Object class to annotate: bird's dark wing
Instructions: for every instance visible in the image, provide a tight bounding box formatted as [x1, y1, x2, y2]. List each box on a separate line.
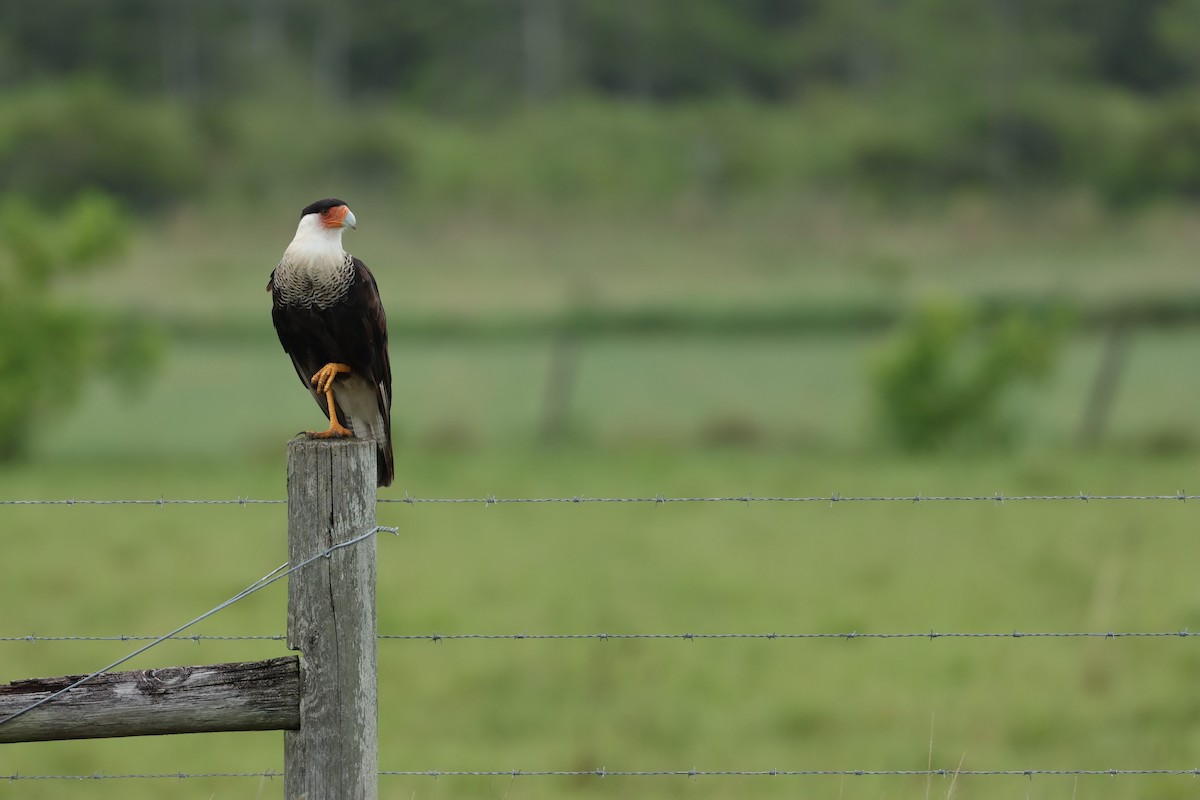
[349, 256, 391, 402]
[345, 257, 393, 486]
[268, 259, 393, 486]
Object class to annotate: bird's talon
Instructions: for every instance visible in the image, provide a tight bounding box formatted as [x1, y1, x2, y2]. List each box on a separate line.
[306, 425, 353, 439]
[309, 362, 351, 395]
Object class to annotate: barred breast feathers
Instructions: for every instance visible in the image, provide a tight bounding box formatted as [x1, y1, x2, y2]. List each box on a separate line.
[273, 251, 356, 309]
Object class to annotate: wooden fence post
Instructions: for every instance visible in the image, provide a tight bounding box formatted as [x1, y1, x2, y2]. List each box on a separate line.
[1078, 324, 1131, 447]
[284, 438, 378, 800]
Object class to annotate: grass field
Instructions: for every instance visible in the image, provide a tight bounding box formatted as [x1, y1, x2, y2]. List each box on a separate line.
[3, 203, 1200, 798]
[4, 449, 1200, 799]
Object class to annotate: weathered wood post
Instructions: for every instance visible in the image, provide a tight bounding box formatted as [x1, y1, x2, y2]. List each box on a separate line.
[285, 438, 378, 800]
[1078, 324, 1131, 447]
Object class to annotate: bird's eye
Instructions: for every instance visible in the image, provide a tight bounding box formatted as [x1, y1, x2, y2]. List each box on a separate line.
[319, 209, 328, 216]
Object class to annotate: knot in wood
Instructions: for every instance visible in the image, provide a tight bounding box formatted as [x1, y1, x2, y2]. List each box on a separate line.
[136, 666, 192, 695]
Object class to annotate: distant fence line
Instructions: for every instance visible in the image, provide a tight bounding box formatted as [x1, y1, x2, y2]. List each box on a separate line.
[153, 295, 1186, 446]
[163, 293, 1200, 344]
[2, 491, 1197, 506]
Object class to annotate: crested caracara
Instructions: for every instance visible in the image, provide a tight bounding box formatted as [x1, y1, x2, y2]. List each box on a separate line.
[268, 198, 394, 487]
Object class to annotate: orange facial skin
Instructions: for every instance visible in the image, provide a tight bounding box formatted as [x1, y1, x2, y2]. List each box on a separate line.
[319, 205, 351, 228]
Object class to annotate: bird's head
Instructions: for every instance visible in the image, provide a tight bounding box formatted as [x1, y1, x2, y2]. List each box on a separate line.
[300, 198, 356, 232]
[284, 198, 358, 264]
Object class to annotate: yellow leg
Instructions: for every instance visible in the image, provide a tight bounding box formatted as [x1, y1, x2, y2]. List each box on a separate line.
[307, 363, 354, 439]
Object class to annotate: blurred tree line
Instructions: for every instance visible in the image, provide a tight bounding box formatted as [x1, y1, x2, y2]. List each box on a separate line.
[1, 0, 1199, 212]
[4, 0, 1199, 102]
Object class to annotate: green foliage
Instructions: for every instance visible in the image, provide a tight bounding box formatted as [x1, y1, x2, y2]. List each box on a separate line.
[0, 192, 162, 460]
[185, 88, 1200, 212]
[4, 81, 1200, 213]
[0, 82, 205, 210]
[1100, 93, 1200, 204]
[871, 301, 1068, 452]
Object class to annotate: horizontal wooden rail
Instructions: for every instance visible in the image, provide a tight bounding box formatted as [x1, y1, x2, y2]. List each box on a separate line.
[0, 657, 299, 743]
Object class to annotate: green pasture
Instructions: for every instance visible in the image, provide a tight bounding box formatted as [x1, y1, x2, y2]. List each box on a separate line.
[3, 204, 1200, 799]
[3, 448, 1200, 800]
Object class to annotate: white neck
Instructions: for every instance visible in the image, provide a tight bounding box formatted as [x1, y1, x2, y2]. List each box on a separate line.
[283, 214, 346, 268]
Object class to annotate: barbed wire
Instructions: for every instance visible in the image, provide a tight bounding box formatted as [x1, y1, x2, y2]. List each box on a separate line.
[0, 498, 284, 506]
[0, 634, 288, 642]
[3, 768, 1200, 781]
[1, 491, 1196, 507]
[1, 771, 283, 781]
[381, 768, 1200, 778]
[0, 524, 397, 729]
[381, 630, 1200, 641]
[386, 491, 1199, 505]
[4, 629, 1200, 644]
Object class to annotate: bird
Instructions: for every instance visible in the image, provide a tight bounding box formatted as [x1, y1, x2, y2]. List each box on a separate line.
[267, 198, 394, 487]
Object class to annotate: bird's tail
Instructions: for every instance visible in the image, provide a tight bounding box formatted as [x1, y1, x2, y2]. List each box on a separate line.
[377, 438, 394, 488]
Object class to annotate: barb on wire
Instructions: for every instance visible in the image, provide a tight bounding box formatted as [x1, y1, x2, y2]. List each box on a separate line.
[1, 492, 1197, 506]
[4, 629, 1198, 644]
[0, 525, 397, 729]
[4, 768, 1199, 781]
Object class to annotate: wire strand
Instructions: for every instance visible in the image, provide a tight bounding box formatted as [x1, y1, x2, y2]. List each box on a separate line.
[4, 768, 1199, 781]
[0, 491, 1195, 506]
[376, 630, 1200, 641]
[4, 629, 1198, 643]
[379, 768, 1200, 778]
[0, 498, 284, 506]
[386, 492, 1198, 504]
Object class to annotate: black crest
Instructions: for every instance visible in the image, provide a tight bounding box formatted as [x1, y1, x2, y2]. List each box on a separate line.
[300, 198, 349, 218]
